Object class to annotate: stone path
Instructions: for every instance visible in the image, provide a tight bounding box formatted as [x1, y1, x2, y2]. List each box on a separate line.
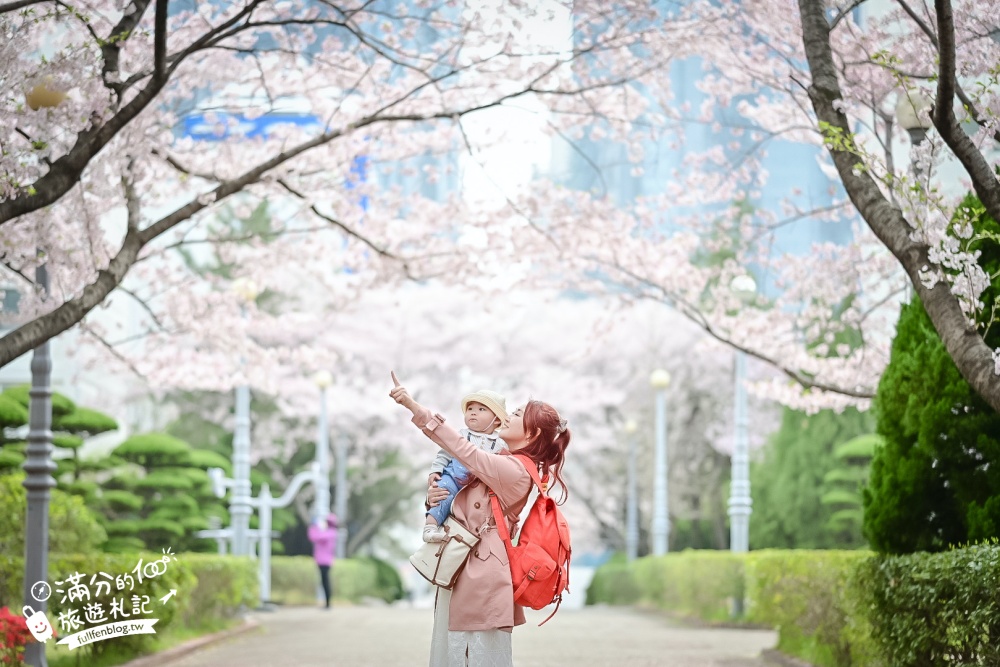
[164, 603, 777, 666]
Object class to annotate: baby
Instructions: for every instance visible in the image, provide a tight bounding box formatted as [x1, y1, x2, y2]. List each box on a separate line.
[422, 389, 508, 542]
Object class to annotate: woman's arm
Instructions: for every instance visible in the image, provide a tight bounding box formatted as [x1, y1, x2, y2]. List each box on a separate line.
[409, 409, 531, 506]
[390, 373, 530, 507]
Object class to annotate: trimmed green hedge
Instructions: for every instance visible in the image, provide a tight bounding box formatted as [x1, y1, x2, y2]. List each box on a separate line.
[855, 541, 1000, 665]
[0, 553, 256, 664]
[587, 545, 1000, 667]
[586, 551, 743, 622]
[746, 550, 877, 666]
[269, 556, 404, 605]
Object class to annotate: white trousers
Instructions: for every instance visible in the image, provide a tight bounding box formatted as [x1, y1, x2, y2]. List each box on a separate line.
[429, 587, 513, 667]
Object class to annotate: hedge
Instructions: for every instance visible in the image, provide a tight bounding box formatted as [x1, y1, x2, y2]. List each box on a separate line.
[586, 544, 1000, 667]
[745, 550, 877, 666]
[0, 553, 256, 664]
[269, 556, 404, 605]
[855, 541, 1000, 665]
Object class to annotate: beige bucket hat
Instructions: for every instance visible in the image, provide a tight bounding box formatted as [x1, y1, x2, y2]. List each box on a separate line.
[461, 389, 508, 423]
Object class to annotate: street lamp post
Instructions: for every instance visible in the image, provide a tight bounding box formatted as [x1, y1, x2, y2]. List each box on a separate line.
[230, 278, 259, 557]
[728, 275, 756, 554]
[205, 464, 319, 606]
[334, 432, 349, 559]
[313, 371, 333, 520]
[22, 259, 54, 667]
[624, 418, 639, 562]
[895, 90, 933, 182]
[649, 369, 671, 556]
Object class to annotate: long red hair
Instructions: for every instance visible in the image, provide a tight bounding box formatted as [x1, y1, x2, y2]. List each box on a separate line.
[516, 400, 571, 504]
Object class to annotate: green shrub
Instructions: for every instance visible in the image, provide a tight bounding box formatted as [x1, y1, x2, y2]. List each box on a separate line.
[359, 556, 405, 602]
[584, 554, 641, 606]
[855, 541, 1000, 665]
[0, 473, 107, 555]
[177, 554, 258, 630]
[269, 556, 388, 605]
[269, 556, 318, 605]
[745, 550, 878, 667]
[586, 551, 743, 621]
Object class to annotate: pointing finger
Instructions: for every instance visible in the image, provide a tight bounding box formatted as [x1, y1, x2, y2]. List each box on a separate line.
[390, 370, 401, 387]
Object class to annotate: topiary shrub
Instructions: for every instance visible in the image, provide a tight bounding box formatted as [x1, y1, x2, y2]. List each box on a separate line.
[0, 473, 106, 555]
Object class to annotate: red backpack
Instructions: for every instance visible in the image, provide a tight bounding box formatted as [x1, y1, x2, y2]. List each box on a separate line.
[489, 454, 571, 625]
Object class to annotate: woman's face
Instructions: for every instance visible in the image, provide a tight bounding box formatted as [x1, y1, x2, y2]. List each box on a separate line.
[498, 405, 528, 450]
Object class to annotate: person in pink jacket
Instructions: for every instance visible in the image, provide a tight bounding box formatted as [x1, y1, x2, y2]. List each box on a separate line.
[307, 513, 338, 609]
[389, 371, 571, 667]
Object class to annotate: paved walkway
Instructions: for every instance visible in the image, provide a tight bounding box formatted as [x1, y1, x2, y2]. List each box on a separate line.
[166, 604, 777, 667]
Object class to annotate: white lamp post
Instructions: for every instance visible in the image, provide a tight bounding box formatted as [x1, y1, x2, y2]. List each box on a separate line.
[624, 418, 639, 562]
[728, 275, 756, 554]
[230, 278, 259, 557]
[895, 90, 934, 179]
[649, 369, 671, 556]
[204, 463, 320, 606]
[313, 370, 333, 521]
[333, 431, 349, 559]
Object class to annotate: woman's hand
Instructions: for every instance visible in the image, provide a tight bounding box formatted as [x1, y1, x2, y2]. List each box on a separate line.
[389, 371, 420, 414]
[427, 478, 449, 507]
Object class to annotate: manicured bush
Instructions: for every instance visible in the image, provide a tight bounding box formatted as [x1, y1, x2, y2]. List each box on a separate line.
[0, 473, 107, 555]
[176, 554, 258, 630]
[585, 551, 744, 620]
[584, 554, 640, 606]
[587, 547, 1000, 666]
[745, 550, 878, 667]
[269, 556, 398, 605]
[359, 556, 405, 603]
[854, 541, 1000, 665]
[635, 551, 744, 621]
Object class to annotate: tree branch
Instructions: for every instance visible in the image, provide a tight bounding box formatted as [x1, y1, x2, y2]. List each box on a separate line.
[100, 0, 153, 95]
[153, 0, 168, 81]
[0, 0, 48, 13]
[829, 0, 869, 30]
[275, 178, 400, 261]
[895, 0, 1000, 142]
[931, 0, 1000, 223]
[797, 0, 1000, 411]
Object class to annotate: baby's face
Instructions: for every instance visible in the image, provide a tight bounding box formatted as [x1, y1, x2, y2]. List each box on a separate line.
[465, 402, 499, 433]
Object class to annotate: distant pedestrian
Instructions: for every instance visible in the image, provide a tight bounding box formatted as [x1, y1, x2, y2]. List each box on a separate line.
[308, 513, 338, 609]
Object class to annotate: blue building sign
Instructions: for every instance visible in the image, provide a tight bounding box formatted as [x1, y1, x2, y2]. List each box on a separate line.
[181, 112, 321, 141]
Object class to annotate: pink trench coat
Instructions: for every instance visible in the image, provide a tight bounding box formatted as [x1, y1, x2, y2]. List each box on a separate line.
[411, 408, 532, 632]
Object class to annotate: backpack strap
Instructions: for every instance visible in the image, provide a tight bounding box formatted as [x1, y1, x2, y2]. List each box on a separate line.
[489, 491, 514, 546]
[511, 454, 549, 497]
[488, 454, 544, 547]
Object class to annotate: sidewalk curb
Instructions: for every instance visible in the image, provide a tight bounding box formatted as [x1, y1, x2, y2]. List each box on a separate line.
[118, 617, 260, 667]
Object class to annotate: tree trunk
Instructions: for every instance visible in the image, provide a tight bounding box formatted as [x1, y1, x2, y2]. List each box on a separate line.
[796, 0, 1000, 412]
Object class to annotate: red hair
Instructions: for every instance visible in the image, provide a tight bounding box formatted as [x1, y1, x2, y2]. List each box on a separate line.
[517, 400, 571, 504]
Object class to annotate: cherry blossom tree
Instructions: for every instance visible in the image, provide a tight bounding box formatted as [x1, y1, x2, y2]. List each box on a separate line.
[0, 0, 670, 366]
[6, 0, 999, 420]
[87, 272, 777, 554]
[500, 0, 1000, 412]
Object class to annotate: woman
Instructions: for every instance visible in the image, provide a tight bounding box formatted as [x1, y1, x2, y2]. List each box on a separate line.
[389, 371, 570, 667]
[307, 513, 337, 609]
